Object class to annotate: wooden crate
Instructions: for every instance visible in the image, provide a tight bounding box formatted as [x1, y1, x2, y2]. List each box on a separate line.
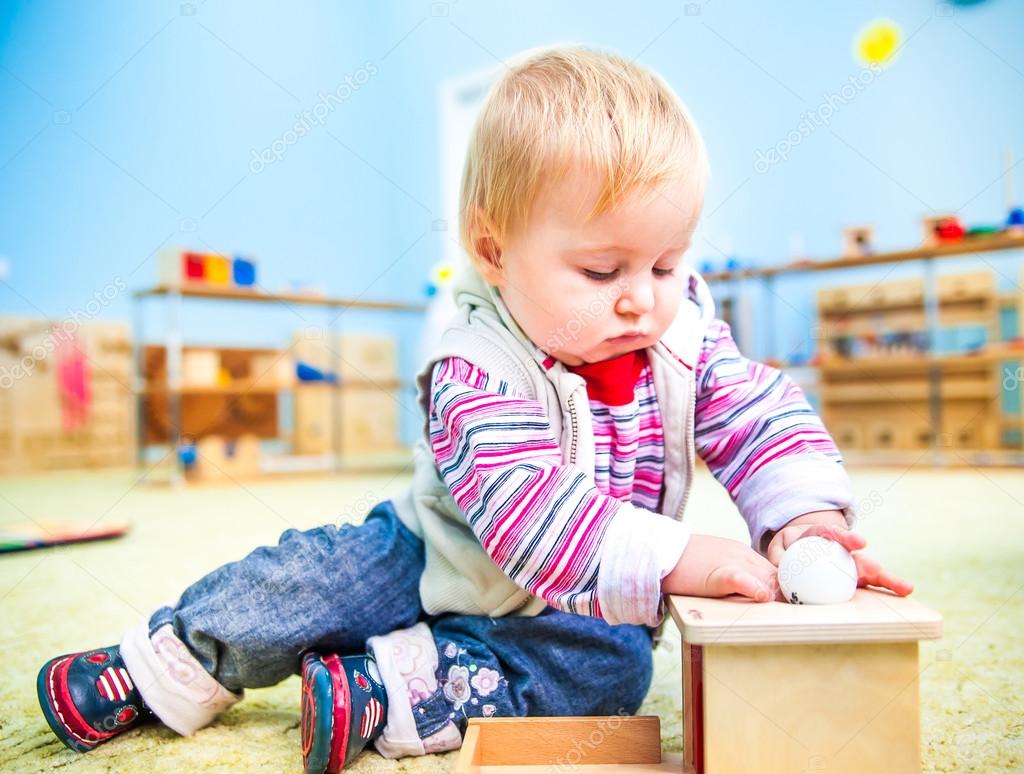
[292, 384, 399, 456]
[184, 434, 261, 483]
[141, 392, 278, 445]
[669, 591, 942, 774]
[0, 317, 135, 474]
[290, 331, 398, 383]
[454, 716, 682, 773]
[937, 270, 994, 303]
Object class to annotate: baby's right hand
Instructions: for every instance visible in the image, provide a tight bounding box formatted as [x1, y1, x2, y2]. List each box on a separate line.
[661, 534, 782, 602]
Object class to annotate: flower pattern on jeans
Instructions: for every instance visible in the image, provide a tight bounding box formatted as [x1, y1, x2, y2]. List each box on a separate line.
[470, 667, 501, 697]
[442, 665, 472, 710]
[436, 641, 509, 722]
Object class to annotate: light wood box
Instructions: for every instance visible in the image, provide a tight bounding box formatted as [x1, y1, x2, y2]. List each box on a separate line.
[669, 590, 942, 774]
[292, 384, 399, 456]
[454, 716, 683, 773]
[290, 331, 398, 382]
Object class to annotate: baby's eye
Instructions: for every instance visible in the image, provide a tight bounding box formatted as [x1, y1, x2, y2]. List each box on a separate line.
[583, 268, 619, 281]
[653, 267, 676, 277]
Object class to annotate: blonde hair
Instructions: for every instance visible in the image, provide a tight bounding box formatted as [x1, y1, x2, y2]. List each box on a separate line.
[459, 45, 709, 267]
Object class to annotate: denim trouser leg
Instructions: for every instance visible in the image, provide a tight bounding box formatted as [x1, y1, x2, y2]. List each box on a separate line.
[424, 609, 654, 731]
[146, 500, 424, 692]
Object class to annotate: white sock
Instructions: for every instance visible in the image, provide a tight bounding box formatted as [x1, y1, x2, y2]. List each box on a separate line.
[367, 622, 462, 758]
[120, 621, 242, 736]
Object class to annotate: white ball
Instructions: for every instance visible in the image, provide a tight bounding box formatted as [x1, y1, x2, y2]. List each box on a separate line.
[777, 536, 857, 605]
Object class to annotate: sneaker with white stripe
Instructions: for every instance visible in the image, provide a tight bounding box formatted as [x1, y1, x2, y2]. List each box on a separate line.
[37, 645, 152, 752]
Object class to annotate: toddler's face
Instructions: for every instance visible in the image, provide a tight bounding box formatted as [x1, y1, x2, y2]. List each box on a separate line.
[481, 170, 701, 366]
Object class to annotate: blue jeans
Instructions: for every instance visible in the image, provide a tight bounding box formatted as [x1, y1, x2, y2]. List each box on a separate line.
[148, 500, 653, 741]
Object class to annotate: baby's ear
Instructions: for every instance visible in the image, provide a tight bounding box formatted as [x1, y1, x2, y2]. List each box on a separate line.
[467, 206, 504, 285]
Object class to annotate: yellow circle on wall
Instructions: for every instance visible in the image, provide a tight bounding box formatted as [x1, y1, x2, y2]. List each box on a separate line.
[854, 18, 903, 67]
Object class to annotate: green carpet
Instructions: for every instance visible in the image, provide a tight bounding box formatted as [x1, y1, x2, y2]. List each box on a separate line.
[1, 463, 1021, 772]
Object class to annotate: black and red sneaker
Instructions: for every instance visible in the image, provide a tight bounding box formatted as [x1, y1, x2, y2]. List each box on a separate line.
[37, 645, 152, 752]
[301, 652, 388, 774]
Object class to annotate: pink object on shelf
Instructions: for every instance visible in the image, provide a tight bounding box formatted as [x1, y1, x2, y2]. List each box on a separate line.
[54, 331, 92, 431]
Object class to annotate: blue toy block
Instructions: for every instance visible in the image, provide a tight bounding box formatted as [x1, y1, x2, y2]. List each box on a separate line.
[233, 257, 256, 286]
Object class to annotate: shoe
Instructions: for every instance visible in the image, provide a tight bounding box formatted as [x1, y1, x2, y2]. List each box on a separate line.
[37, 644, 151, 752]
[301, 652, 388, 773]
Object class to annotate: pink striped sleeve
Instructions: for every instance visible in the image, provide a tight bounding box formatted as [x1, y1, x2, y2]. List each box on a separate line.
[692, 320, 856, 550]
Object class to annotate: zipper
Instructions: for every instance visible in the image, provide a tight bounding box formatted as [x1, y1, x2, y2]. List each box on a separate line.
[675, 368, 697, 520]
[566, 389, 581, 466]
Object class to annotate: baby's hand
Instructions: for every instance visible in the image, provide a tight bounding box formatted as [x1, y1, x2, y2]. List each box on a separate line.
[662, 534, 784, 602]
[765, 523, 914, 597]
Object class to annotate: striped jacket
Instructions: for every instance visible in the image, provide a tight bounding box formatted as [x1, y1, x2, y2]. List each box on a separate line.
[391, 263, 855, 626]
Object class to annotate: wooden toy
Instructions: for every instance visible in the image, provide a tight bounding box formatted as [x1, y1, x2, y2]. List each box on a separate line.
[453, 591, 941, 773]
[669, 591, 941, 774]
[232, 257, 256, 287]
[921, 214, 964, 245]
[203, 254, 231, 284]
[157, 249, 258, 290]
[454, 716, 682, 773]
[182, 433, 261, 483]
[841, 225, 874, 258]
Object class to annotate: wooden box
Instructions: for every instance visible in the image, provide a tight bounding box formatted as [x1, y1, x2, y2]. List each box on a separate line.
[454, 716, 682, 773]
[292, 384, 399, 456]
[0, 316, 135, 473]
[290, 332, 398, 383]
[668, 590, 942, 774]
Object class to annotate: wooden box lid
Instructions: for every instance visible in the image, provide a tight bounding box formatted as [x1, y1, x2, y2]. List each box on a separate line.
[667, 589, 942, 645]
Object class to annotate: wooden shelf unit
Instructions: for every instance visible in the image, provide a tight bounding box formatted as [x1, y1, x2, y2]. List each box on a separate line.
[816, 270, 1017, 453]
[133, 286, 424, 482]
[703, 230, 1024, 282]
[703, 234, 1024, 463]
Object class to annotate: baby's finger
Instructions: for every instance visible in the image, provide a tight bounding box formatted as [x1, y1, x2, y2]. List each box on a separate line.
[854, 553, 914, 596]
[801, 523, 867, 553]
[766, 529, 797, 566]
[710, 567, 775, 602]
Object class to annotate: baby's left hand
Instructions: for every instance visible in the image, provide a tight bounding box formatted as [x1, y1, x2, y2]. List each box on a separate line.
[765, 523, 914, 597]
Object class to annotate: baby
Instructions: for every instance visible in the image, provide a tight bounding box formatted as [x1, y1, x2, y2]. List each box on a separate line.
[37, 45, 912, 773]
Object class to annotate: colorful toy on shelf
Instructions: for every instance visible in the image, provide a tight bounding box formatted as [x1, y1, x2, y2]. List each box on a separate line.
[158, 249, 257, 290]
[1007, 206, 1024, 232]
[934, 217, 966, 242]
[842, 225, 874, 258]
[921, 214, 966, 245]
[295, 361, 339, 385]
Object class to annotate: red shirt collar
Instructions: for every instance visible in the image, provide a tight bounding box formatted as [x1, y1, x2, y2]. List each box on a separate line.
[565, 350, 648, 406]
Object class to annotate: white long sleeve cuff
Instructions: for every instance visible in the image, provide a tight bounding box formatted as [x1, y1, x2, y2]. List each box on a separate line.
[596, 505, 691, 626]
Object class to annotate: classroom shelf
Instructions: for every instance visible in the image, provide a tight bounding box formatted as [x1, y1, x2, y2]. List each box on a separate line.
[703, 231, 1024, 282]
[133, 284, 424, 483]
[704, 234, 1024, 465]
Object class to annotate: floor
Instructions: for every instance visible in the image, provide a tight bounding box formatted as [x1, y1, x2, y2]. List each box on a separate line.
[0, 461, 1021, 772]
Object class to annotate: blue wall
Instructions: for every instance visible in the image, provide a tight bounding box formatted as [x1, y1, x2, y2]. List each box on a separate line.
[2, 0, 1022, 440]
